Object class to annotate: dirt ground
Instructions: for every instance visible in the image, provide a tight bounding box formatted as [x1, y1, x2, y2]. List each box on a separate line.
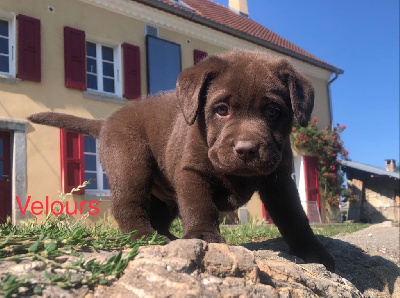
[243, 221, 400, 297]
[335, 221, 399, 266]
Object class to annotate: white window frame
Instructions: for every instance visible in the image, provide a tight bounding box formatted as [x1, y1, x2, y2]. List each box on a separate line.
[84, 137, 110, 195]
[0, 12, 16, 78]
[85, 38, 122, 97]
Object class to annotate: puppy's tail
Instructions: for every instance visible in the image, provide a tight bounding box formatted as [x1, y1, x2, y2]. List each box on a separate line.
[28, 112, 104, 138]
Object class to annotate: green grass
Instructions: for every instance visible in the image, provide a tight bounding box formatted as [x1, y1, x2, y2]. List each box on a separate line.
[311, 223, 370, 237]
[170, 218, 370, 245]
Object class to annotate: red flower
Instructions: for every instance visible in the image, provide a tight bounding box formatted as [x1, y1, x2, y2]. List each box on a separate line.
[303, 140, 306, 144]
[292, 127, 296, 132]
[313, 118, 318, 123]
[296, 140, 300, 144]
[299, 134, 303, 139]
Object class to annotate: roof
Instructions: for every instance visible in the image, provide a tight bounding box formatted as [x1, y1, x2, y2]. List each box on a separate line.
[341, 160, 400, 180]
[134, 0, 343, 74]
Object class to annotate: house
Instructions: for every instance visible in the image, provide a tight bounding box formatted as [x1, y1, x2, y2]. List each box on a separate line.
[341, 159, 400, 223]
[0, 0, 343, 225]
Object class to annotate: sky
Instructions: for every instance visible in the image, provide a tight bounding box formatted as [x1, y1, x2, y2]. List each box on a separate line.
[211, 0, 399, 169]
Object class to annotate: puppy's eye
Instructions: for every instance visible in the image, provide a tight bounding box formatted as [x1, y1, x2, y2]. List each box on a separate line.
[266, 106, 281, 119]
[215, 105, 229, 117]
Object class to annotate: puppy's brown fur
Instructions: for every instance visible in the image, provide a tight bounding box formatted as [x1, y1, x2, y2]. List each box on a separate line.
[29, 50, 335, 271]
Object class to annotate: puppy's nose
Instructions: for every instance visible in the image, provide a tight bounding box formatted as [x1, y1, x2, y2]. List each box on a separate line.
[234, 141, 259, 161]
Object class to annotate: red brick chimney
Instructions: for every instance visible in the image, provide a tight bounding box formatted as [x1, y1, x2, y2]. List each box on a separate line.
[385, 159, 396, 172]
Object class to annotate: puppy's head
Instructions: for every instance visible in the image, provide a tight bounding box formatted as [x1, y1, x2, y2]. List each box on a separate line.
[177, 50, 314, 176]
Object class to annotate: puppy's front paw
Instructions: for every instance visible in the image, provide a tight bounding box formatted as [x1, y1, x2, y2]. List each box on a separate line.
[291, 242, 335, 272]
[183, 230, 226, 243]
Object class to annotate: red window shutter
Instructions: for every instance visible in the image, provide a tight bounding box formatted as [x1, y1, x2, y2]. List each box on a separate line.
[60, 129, 85, 194]
[17, 15, 41, 82]
[122, 43, 141, 100]
[193, 49, 208, 65]
[64, 26, 86, 90]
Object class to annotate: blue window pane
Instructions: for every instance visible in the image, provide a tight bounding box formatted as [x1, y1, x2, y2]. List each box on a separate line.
[84, 154, 97, 171]
[103, 61, 114, 77]
[103, 78, 115, 93]
[85, 172, 97, 189]
[0, 38, 8, 54]
[0, 138, 3, 158]
[86, 42, 96, 57]
[146, 36, 181, 95]
[84, 136, 96, 153]
[102, 46, 113, 62]
[0, 160, 3, 180]
[103, 173, 109, 190]
[87, 57, 97, 73]
[87, 74, 98, 90]
[0, 20, 8, 37]
[0, 55, 9, 73]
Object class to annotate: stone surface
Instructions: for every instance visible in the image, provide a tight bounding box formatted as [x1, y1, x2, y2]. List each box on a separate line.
[94, 239, 362, 297]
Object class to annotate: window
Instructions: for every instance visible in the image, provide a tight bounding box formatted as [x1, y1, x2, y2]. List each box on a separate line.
[86, 41, 121, 96]
[1, 14, 41, 81]
[84, 136, 109, 194]
[0, 16, 15, 77]
[0, 19, 10, 74]
[146, 36, 181, 95]
[65, 26, 140, 99]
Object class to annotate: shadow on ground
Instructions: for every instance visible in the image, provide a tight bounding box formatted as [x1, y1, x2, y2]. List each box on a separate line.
[242, 236, 400, 297]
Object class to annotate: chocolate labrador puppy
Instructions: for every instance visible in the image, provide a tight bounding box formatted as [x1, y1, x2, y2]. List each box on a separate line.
[29, 50, 335, 271]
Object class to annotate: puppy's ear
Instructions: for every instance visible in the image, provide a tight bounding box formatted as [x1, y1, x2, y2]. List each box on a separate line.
[280, 60, 314, 127]
[176, 56, 226, 125]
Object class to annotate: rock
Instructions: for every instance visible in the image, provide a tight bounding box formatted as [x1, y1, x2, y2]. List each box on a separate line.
[94, 239, 362, 297]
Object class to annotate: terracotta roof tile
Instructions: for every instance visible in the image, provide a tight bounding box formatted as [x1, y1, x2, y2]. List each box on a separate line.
[137, 0, 341, 72]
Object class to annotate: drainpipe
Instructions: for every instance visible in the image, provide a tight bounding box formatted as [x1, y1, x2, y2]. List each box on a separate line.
[327, 71, 339, 129]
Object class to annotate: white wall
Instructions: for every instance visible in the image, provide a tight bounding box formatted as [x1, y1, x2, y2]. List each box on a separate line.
[294, 155, 307, 212]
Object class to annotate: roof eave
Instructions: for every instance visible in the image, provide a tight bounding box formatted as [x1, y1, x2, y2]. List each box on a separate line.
[133, 0, 344, 74]
[341, 161, 400, 180]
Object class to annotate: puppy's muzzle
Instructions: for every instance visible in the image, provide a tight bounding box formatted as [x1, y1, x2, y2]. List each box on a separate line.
[233, 141, 259, 162]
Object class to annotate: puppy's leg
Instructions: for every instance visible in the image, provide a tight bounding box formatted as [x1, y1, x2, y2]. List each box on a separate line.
[149, 195, 178, 240]
[99, 134, 155, 240]
[175, 170, 225, 243]
[259, 175, 335, 271]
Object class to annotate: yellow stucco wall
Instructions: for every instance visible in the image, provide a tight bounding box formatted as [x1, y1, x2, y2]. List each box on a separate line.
[0, 0, 334, 225]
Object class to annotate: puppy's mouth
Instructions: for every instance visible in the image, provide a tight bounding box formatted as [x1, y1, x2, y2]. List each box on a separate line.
[208, 146, 282, 176]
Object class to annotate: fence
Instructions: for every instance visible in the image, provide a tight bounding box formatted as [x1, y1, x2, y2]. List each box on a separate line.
[301, 201, 322, 224]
